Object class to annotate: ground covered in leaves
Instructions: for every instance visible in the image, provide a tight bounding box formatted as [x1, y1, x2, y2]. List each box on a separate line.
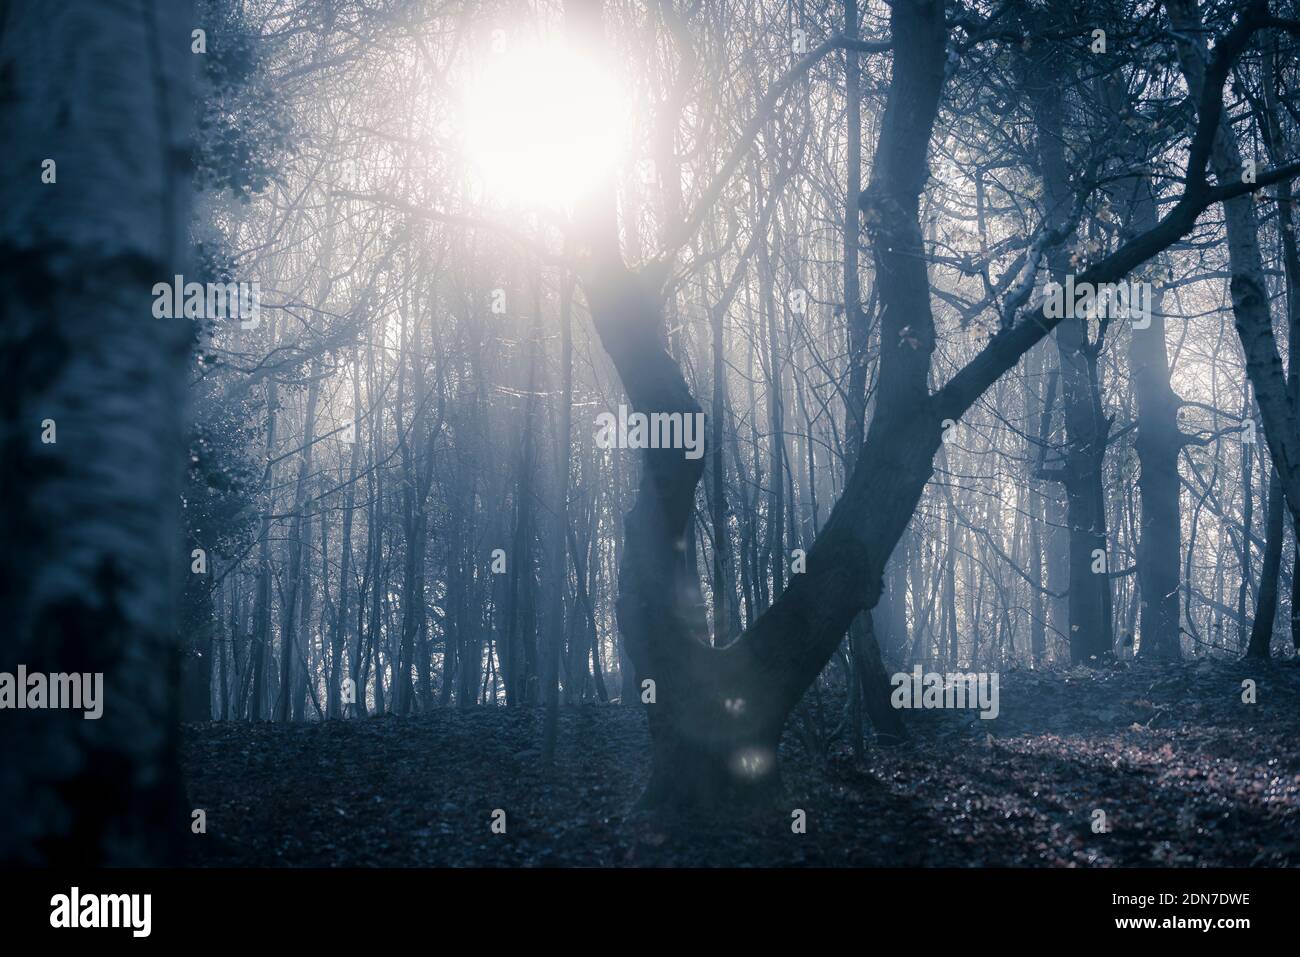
[183, 658, 1300, 866]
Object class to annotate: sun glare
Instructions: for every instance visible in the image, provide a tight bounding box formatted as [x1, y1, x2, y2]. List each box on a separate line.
[460, 38, 628, 209]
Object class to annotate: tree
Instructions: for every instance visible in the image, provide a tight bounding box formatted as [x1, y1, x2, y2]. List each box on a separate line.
[0, 0, 194, 863]
[575, 0, 1300, 808]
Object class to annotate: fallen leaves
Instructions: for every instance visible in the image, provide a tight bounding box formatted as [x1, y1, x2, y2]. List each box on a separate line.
[181, 658, 1300, 867]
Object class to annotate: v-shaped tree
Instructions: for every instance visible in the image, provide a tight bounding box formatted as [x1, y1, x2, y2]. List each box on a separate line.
[574, 0, 1300, 808]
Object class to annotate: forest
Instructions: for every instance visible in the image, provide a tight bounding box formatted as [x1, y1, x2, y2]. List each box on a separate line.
[2, 0, 1300, 875]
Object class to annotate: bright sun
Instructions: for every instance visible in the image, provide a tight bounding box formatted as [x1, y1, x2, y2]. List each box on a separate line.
[460, 37, 628, 209]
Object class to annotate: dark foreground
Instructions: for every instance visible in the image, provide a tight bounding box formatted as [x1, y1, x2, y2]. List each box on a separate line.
[183, 659, 1300, 866]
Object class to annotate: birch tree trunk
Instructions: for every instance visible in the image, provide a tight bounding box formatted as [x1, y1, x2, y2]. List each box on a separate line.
[1169, 0, 1300, 534]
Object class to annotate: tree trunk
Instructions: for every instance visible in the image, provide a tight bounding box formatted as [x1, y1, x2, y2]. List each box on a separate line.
[572, 0, 1279, 810]
[1124, 173, 1184, 659]
[275, 360, 320, 722]
[543, 268, 574, 761]
[1024, 42, 1115, 664]
[1248, 467, 1284, 656]
[0, 0, 193, 864]
[1169, 0, 1300, 535]
[1245, 35, 1300, 659]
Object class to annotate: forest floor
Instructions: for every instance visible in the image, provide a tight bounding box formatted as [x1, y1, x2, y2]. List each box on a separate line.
[183, 657, 1300, 866]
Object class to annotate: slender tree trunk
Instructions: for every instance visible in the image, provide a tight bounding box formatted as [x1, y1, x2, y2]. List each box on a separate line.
[1124, 173, 1184, 659]
[251, 321, 278, 722]
[1248, 467, 1285, 655]
[275, 360, 321, 722]
[1025, 39, 1114, 663]
[543, 269, 574, 761]
[1169, 0, 1300, 535]
[1246, 36, 1300, 658]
